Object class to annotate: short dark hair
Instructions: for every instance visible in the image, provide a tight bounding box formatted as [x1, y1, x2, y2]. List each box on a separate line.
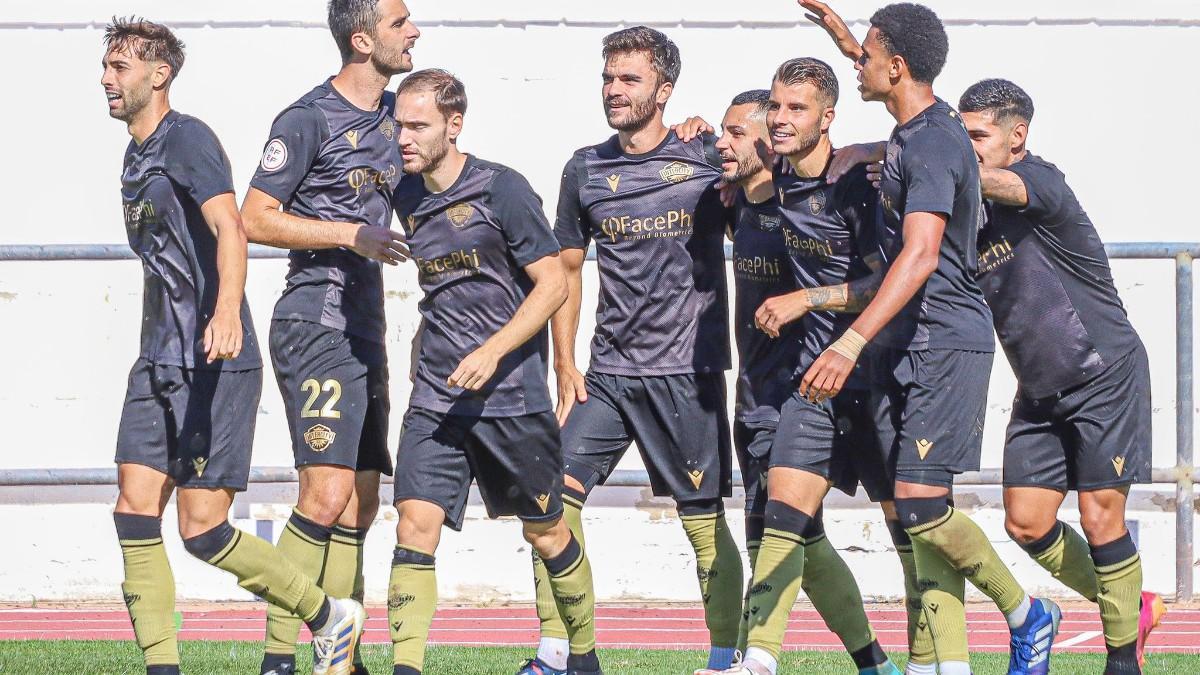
[869, 3, 948, 84]
[602, 26, 682, 85]
[773, 57, 839, 106]
[328, 0, 381, 62]
[103, 16, 185, 82]
[730, 89, 771, 119]
[959, 78, 1035, 126]
[397, 69, 468, 118]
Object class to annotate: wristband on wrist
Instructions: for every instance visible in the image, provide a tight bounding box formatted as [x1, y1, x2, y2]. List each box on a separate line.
[827, 328, 867, 361]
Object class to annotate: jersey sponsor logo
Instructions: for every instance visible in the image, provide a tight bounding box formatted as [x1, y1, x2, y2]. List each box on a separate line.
[734, 254, 783, 282]
[978, 237, 1015, 273]
[191, 456, 209, 478]
[598, 208, 692, 243]
[605, 173, 621, 192]
[757, 213, 781, 231]
[659, 161, 695, 184]
[535, 494, 550, 513]
[782, 228, 834, 259]
[261, 139, 288, 172]
[346, 163, 399, 196]
[687, 469, 704, 490]
[303, 423, 336, 452]
[446, 202, 475, 227]
[808, 191, 826, 215]
[344, 129, 360, 149]
[1112, 455, 1126, 477]
[123, 199, 157, 231]
[554, 592, 586, 607]
[414, 248, 482, 278]
[916, 438, 933, 460]
[379, 117, 396, 142]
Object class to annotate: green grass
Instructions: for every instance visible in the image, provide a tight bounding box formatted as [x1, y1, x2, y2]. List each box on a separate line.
[0, 642, 1195, 674]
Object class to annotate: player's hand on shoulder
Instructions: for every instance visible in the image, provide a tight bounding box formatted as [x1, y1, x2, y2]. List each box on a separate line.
[203, 309, 243, 363]
[827, 143, 885, 184]
[670, 116, 714, 144]
[866, 161, 883, 190]
[448, 345, 502, 392]
[351, 224, 410, 265]
[554, 363, 588, 427]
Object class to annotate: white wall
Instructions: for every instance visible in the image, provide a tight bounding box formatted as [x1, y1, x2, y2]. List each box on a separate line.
[1, 1, 1198, 603]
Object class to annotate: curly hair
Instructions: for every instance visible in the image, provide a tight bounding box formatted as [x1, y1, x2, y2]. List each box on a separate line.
[869, 3, 948, 84]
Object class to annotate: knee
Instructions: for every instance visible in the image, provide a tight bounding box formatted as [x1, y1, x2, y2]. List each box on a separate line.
[523, 518, 569, 556]
[1005, 516, 1054, 547]
[298, 486, 354, 527]
[178, 509, 227, 541]
[394, 506, 442, 552]
[1079, 508, 1126, 544]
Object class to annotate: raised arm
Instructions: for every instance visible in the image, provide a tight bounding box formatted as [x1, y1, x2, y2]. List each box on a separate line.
[799, 0, 863, 62]
[448, 254, 568, 391]
[240, 187, 407, 264]
[979, 167, 1029, 207]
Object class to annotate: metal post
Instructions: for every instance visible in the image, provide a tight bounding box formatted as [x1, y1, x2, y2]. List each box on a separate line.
[1177, 253, 1194, 602]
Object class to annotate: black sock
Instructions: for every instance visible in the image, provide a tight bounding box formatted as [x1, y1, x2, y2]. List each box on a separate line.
[1104, 641, 1139, 674]
[305, 598, 332, 632]
[260, 653, 295, 674]
[567, 649, 601, 672]
[393, 666, 421, 675]
[147, 667, 181, 675]
[849, 639, 888, 669]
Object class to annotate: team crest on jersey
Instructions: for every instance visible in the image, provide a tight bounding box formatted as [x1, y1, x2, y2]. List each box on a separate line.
[304, 424, 335, 452]
[758, 213, 781, 231]
[808, 191, 826, 215]
[446, 202, 474, 227]
[380, 117, 396, 141]
[344, 130, 360, 150]
[659, 161, 694, 184]
[606, 174, 621, 192]
[260, 139, 288, 172]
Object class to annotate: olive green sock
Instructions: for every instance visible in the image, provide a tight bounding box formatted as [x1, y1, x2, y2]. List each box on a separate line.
[114, 513, 178, 667]
[389, 545, 438, 672]
[680, 509, 744, 649]
[265, 509, 332, 656]
[534, 497, 583, 641]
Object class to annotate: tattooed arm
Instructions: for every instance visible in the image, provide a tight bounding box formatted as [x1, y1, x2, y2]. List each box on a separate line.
[979, 167, 1029, 207]
[754, 257, 884, 338]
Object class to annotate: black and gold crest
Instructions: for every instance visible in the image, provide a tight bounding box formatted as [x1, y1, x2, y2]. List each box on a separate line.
[808, 191, 826, 215]
[446, 202, 474, 227]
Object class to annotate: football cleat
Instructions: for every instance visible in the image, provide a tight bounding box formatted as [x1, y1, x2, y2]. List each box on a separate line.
[1007, 597, 1062, 675]
[312, 598, 367, 675]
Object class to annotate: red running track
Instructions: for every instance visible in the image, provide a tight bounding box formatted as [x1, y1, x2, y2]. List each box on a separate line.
[2, 604, 1199, 654]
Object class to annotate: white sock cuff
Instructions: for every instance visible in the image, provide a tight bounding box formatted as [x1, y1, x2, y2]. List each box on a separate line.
[744, 647, 779, 675]
[536, 636, 569, 671]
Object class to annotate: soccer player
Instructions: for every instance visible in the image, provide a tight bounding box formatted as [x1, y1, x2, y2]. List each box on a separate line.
[386, 69, 602, 675]
[800, 3, 1060, 673]
[240, 2, 419, 673]
[103, 17, 364, 675]
[959, 78, 1164, 675]
[700, 83, 900, 675]
[527, 26, 743, 674]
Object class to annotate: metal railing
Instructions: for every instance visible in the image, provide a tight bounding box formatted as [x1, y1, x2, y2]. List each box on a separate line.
[1, 241, 1196, 599]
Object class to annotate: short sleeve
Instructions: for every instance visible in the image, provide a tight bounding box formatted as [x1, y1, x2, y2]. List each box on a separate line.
[900, 127, 959, 217]
[553, 153, 590, 249]
[700, 132, 723, 170]
[1007, 158, 1070, 224]
[248, 106, 327, 204]
[838, 166, 883, 262]
[164, 120, 234, 206]
[490, 169, 561, 268]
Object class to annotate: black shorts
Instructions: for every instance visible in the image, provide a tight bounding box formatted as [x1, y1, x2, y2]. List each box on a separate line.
[771, 389, 894, 502]
[1004, 344, 1152, 491]
[733, 421, 772, 517]
[269, 320, 392, 474]
[392, 407, 565, 531]
[869, 346, 993, 487]
[115, 358, 261, 491]
[561, 371, 733, 503]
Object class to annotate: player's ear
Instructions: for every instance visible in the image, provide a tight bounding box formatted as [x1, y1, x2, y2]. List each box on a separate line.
[1009, 120, 1029, 153]
[820, 106, 836, 134]
[656, 80, 674, 105]
[447, 112, 464, 142]
[350, 31, 374, 59]
[150, 62, 172, 90]
[889, 54, 905, 81]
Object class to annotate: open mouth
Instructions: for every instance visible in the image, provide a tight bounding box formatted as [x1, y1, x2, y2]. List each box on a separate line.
[105, 91, 122, 108]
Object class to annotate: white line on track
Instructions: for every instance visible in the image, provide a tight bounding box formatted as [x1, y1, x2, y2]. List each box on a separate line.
[1054, 631, 1104, 648]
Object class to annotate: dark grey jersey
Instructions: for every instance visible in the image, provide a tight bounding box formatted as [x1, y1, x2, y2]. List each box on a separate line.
[554, 132, 731, 376]
[249, 78, 401, 344]
[120, 110, 260, 370]
[775, 161, 880, 386]
[395, 156, 560, 417]
[731, 191, 799, 424]
[978, 153, 1142, 398]
[877, 100, 994, 353]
